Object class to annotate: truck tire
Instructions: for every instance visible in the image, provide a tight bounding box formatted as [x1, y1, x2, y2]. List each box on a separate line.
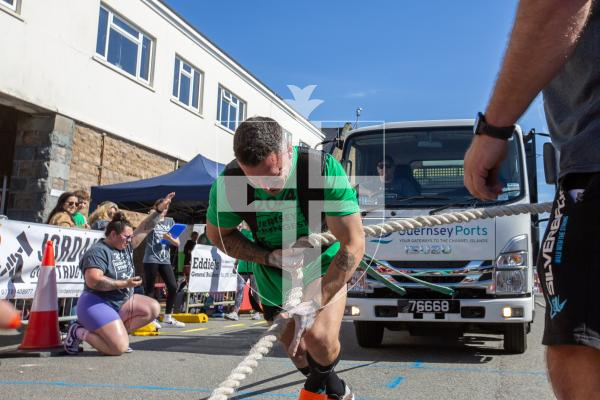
[504, 323, 527, 354]
[354, 321, 384, 348]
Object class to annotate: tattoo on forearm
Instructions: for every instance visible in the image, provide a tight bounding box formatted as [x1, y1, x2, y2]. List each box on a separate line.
[332, 249, 356, 272]
[218, 231, 270, 265]
[137, 211, 161, 233]
[131, 211, 162, 248]
[92, 277, 120, 291]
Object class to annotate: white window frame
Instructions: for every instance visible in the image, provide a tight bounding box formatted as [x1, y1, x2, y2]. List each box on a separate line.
[217, 86, 246, 133]
[172, 55, 204, 113]
[96, 5, 154, 84]
[1, 0, 19, 12]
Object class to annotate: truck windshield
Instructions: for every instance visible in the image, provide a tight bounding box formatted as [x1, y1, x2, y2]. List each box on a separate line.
[342, 127, 524, 208]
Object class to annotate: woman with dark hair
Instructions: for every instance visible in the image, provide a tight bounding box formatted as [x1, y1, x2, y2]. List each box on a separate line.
[63, 193, 175, 356]
[46, 192, 78, 227]
[142, 197, 183, 327]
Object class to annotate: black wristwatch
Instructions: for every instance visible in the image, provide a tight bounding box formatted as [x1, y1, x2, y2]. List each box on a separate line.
[473, 112, 515, 140]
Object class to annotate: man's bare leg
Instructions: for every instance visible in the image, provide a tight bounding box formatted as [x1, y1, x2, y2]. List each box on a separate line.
[547, 345, 600, 400]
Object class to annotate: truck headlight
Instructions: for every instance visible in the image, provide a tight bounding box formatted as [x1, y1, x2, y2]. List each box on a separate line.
[496, 251, 527, 268]
[494, 236, 529, 295]
[495, 268, 527, 294]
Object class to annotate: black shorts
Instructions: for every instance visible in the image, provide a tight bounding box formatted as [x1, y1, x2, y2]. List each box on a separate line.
[537, 173, 600, 349]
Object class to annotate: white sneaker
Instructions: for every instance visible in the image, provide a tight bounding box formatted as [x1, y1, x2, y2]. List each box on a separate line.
[152, 319, 162, 330]
[163, 319, 185, 328]
[224, 312, 239, 321]
[251, 313, 262, 320]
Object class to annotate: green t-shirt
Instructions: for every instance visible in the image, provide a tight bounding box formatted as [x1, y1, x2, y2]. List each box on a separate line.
[73, 212, 87, 227]
[207, 146, 359, 306]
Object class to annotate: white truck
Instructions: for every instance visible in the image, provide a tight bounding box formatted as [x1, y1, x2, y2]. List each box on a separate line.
[339, 120, 539, 354]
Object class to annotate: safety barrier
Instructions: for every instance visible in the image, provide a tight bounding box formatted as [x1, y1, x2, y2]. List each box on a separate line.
[8, 297, 77, 325]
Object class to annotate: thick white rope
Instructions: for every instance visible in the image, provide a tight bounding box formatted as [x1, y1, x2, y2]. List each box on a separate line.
[207, 201, 552, 399]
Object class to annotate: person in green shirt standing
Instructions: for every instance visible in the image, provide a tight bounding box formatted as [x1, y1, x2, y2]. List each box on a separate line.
[206, 117, 364, 400]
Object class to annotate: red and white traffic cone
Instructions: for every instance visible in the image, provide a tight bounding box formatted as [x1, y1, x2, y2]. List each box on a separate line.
[18, 241, 62, 350]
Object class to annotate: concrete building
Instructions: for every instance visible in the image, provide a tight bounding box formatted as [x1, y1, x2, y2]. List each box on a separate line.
[0, 0, 324, 222]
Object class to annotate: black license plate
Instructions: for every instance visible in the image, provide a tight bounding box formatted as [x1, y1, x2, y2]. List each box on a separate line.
[398, 299, 460, 314]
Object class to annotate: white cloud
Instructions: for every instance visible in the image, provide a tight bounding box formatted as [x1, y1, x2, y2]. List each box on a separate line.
[344, 89, 381, 99]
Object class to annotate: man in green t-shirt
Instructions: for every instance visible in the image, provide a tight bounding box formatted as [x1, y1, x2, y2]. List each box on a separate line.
[206, 117, 364, 400]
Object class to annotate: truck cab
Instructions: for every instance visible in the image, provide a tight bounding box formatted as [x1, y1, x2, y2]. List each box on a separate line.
[339, 120, 538, 353]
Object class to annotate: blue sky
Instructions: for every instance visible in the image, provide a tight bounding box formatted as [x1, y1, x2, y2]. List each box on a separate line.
[164, 0, 553, 201]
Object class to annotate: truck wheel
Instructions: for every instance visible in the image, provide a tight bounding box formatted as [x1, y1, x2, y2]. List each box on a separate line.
[504, 323, 527, 354]
[354, 321, 384, 348]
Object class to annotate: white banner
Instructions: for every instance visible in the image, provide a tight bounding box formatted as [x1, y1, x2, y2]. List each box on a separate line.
[188, 245, 238, 293]
[0, 219, 104, 299]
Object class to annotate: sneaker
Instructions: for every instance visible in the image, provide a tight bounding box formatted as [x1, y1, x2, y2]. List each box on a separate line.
[162, 319, 185, 328]
[251, 313, 262, 320]
[124, 346, 133, 353]
[328, 382, 355, 400]
[298, 389, 327, 400]
[153, 319, 162, 330]
[63, 321, 82, 355]
[224, 312, 239, 321]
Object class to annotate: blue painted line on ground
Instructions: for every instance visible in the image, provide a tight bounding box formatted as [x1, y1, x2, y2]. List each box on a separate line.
[387, 376, 405, 388]
[0, 380, 383, 400]
[0, 380, 210, 393]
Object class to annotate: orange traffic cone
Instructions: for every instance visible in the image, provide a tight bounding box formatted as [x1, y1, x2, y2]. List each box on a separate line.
[239, 281, 253, 312]
[18, 241, 62, 350]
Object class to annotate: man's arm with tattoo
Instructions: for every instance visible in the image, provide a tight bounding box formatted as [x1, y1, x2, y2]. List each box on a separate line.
[206, 222, 271, 265]
[319, 213, 365, 305]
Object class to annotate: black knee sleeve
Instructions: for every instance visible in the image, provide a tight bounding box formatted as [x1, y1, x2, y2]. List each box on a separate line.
[304, 352, 344, 396]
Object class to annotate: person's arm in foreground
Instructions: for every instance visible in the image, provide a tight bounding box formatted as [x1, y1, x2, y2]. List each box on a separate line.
[464, 0, 592, 200]
[206, 222, 271, 265]
[319, 212, 365, 306]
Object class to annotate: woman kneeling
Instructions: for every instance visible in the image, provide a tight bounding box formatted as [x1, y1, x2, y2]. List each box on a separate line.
[64, 194, 174, 356]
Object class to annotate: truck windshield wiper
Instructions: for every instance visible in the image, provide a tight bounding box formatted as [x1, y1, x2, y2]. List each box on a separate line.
[428, 196, 487, 215]
[385, 195, 450, 206]
[427, 192, 521, 215]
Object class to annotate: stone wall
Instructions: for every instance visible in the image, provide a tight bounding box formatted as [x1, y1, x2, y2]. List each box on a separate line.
[7, 112, 179, 223]
[68, 123, 179, 192]
[8, 114, 74, 222]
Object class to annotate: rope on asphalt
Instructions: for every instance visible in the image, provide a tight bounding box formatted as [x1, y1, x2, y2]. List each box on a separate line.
[207, 201, 552, 400]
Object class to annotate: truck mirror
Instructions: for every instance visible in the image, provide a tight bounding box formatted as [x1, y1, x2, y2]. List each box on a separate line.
[543, 142, 558, 185]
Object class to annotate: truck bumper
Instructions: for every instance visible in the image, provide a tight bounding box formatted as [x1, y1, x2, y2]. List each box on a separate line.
[345, 296, 534, 324]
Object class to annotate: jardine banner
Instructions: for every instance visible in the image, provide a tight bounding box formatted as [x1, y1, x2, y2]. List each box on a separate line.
[0, 218, 104, 299]
[188, 245, 238, 293]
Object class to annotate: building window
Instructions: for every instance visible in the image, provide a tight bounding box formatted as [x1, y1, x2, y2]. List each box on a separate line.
[1, 0, 18, 12]
[217, 86, 246, 132]
[172, 56, 203, 112]
[95, 5, 154, 83]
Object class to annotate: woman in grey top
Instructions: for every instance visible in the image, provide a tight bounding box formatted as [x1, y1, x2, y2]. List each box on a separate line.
[64, 193, 174, 356]
[143, 197, 183, 327]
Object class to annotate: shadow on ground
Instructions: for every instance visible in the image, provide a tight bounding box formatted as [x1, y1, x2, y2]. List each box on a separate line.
[131, 322, 506, 365]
